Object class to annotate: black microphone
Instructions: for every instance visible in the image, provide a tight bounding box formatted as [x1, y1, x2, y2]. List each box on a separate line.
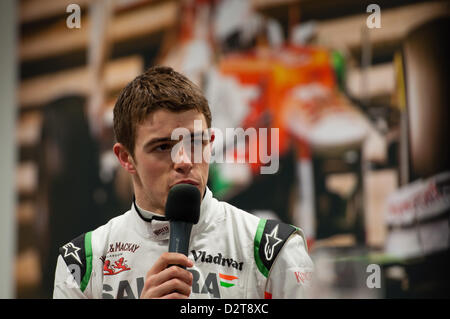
[165, 183, 201, 268]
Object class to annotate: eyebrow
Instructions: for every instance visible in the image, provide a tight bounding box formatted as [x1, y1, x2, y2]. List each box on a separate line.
[143, 131, 207, 149]
[143, 136, 174, 149]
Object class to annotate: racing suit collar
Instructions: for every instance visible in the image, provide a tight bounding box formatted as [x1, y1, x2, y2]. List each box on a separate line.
[130, 187, 214, 240]
[131, 197, 170, 240]
[132, 188, 208, 223]
[133, 197, 168, 222]
[190, 187, 217, 237]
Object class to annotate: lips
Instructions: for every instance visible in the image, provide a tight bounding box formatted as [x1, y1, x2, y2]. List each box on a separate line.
[173, 179, 199, 187]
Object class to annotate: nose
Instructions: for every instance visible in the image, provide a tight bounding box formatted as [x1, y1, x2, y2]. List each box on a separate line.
[173, 142, 193, 174]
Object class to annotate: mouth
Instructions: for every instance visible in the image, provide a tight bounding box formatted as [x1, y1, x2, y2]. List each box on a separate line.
[172, 179, 200, 187]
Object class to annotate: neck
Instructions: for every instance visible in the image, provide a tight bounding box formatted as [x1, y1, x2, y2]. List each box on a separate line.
[133, 196, 168, 222]
[134, 200, 164, 217]
[132, 180, 166, 215]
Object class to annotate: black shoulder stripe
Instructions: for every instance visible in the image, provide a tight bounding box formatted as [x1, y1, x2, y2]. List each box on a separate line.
[59, 233, 87, 288]
[254, 219, 296, 277]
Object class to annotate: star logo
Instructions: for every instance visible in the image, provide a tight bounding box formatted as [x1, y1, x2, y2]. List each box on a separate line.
[62, 242, 82, 264]
[264, 225, 283, 261]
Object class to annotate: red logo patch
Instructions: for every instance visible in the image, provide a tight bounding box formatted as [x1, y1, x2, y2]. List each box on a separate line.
[294, 271, 313, 284]
[103, 257, 131, 275]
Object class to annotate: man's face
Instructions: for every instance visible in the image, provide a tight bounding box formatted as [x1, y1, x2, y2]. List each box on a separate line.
[115, 109, 213, 215]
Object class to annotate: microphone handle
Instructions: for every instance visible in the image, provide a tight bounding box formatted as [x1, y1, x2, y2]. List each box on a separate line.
[168, 221, 193, 269]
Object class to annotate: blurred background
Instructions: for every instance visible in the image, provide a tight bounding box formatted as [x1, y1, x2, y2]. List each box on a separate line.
[1, 0, 449, 298]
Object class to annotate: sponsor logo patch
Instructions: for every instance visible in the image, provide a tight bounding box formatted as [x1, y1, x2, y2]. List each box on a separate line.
[191, 250, 244, 271]
[108, 242, 140, 254]
[62, 242, 82, 265]
[294, 271, 313, 284]
[264, 224, 282, 261]
[103, 257, 131, 276]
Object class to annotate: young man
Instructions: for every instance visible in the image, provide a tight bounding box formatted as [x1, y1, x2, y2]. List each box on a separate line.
[53, 66, 314, 299]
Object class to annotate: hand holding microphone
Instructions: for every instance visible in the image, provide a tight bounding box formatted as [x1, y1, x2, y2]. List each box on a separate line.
[140, 184, 200, 299]
[166, 184, 201, 265]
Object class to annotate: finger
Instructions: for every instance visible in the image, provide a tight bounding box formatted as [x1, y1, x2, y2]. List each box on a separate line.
[141, 289, 189, 299]
[157, 277, 192, 297]
[160, 292, 190, 299]
[148, 252, 193, 276]
[142, 277, 191, 299]
[148, 265, 193, 289]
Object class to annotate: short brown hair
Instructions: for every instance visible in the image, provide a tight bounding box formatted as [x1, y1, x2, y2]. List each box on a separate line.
[113, 66, 212, 156]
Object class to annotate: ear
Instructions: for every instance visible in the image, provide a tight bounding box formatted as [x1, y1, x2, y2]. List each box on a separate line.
[209, 128, 215, 144]
[113, 143, 136, 174]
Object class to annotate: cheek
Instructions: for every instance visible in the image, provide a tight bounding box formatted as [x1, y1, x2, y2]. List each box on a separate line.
[137, 157, 169, 182]
[202, 164, 210, 182]
[202, 144, 212, 163]
[199, 153, 211, 180]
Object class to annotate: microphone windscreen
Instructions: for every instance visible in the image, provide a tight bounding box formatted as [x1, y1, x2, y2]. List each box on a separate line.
[165, 184, 201, 224]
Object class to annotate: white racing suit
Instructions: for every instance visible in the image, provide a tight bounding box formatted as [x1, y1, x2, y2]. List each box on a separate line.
[53, 188, 314, 298]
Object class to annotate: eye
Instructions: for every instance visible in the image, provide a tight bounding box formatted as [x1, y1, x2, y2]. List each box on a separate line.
[154, 143, 173, 152]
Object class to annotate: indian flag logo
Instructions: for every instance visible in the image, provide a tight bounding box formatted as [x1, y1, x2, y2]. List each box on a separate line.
[219, 273, 238, 288]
